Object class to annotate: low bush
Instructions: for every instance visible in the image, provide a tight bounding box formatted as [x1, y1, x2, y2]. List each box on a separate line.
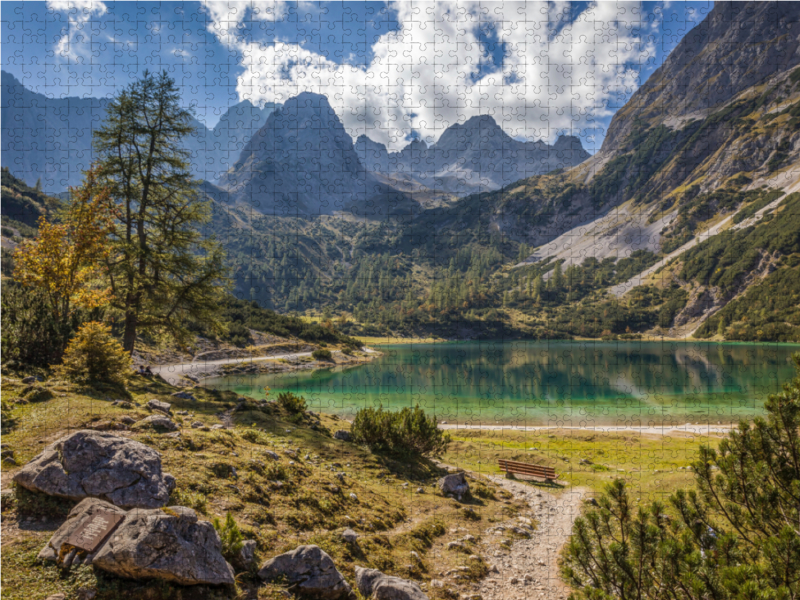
[55, 321, 131, 385]
[277, 391, 307, 414]
[312, 348, 333, 362]
[351, 405, 450, 457]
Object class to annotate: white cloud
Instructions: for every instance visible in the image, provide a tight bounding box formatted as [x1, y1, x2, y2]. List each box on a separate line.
[204, 0, 655, 151]
[47, 0, 107, 61]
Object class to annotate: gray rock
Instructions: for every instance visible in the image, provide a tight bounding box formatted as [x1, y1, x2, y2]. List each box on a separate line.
[146, 399, 172, 414]
[133, 415, 179, 432]
[176, 410, 189, 416]
[38, 498, 127, 563]
[258, 545, 353, 599]
[171, 391, 196, 401]
[235, 539, 258, 571]
[119, 416, 136, 426]
[44, 595, 66, 600]
[355, 566, 428, 600]
[333, 430, 352, 442]
[191, 421, 204, 429]
[13, 430, 175, 509]
[437, 473, 469, 500]
[93, 505, 235, 585]
[22, 375, 44, 384]
[265, 451, 280, 461]
[342, 528, 359, 543]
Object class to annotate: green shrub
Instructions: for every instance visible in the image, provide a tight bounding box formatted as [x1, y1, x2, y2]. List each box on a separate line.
[212, 512, 243, 563]
[351, 405, 450, 457]
[277, 391, 307, 414]
[55, 321, 131, 385]
[312, 348, 333, 362]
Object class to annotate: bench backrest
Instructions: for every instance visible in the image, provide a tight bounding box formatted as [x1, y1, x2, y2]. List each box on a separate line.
[498, 458, 557, 479]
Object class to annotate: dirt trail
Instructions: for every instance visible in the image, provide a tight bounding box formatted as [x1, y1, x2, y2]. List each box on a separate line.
[479, 477, 589, 600]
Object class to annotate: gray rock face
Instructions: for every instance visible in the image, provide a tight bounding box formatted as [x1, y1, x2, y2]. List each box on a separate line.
[12, 430, 175, 509]
[333, 430, 352, 442]
[171, 391, 196, 401]
[258, 545, 353, 599]
[38, 498, 127, 563]
[134, 415, 179, 432]
[437, 473, 469, 500]
[146, 399, 172, 414]
[355, 566, 428, 600]
[221, 92, 419, 219]
[92, 505, 235, 586]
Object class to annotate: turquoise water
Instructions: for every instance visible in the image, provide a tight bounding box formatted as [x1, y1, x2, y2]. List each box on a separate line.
[204, 341, 800, 426]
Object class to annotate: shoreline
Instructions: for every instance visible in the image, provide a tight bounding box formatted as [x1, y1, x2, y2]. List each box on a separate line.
[151, 348, 379, 385]
[436, 423, 735, 436]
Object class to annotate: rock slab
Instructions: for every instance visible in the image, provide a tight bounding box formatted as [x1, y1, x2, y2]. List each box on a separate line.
[93, 505, 235, 585]
[13, 430, 176, 509]
[259, 545, 353, 599]
[355, 566, 428, 600]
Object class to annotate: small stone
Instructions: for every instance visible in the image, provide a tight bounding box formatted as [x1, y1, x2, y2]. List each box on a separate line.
[349, 493, 358, 501]
[265, 451, 280, 460]
[341, 528, 359, 543]
[146, 399, 172, 414]
[22, 375, 44, 384]
[170, 391, 196, 401]
[44, 595, 66, 600]
[176, 410, 189, 416]
[120, 416, 136, 425]
[447, 541, 466, 551]
[510, 577, 519, 584]
[416, 487, 424, 493]
[333, 430, 351, 442]
[211, 424, 224, 430]
[191, 421, 204, 429]
[133, 414, 179, 432]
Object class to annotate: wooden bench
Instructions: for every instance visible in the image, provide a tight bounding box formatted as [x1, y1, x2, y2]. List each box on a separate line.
[498, 459, 557, 482]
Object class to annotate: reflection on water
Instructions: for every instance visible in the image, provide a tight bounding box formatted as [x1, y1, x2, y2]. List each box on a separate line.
[204, 341, 799, 426]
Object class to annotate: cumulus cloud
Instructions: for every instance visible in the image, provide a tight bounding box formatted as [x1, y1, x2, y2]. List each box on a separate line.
[205, 1, 655, 150]
[47, 0, 107, 60]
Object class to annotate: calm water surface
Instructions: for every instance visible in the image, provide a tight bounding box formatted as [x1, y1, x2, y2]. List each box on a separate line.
[204, 341, 800, 426]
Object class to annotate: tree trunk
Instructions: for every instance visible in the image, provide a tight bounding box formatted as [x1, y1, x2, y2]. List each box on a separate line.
[122, 312, 137, 354]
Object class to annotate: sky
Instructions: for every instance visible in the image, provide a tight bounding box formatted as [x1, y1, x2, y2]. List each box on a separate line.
[1, 1, 712, 152]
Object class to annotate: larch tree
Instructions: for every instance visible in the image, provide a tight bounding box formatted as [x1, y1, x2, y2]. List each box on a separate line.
[12, 168, 113, 357]
[93, 70, 227, 353]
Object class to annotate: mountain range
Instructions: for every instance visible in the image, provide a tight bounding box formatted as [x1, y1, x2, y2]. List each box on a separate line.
[355, 117, 589, 195]
[0, 71, 277, 192]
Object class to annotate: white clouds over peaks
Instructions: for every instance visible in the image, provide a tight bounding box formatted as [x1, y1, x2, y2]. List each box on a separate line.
[47, 0, 107, 60]
[202, 1, 654, 151]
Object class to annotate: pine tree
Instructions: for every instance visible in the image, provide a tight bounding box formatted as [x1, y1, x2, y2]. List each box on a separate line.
[93, 71, 227, 353]
[562, 353, 800, 600]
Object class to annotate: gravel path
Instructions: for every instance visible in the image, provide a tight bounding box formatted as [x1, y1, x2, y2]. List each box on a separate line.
[479, 478, 589, 600]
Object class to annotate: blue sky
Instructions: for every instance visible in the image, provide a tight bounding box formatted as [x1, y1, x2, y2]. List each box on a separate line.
[2, 1, 712, 150]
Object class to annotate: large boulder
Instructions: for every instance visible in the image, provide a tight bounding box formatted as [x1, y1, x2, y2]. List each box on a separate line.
[333, 430, 351, 442]
[258, 545, 354, 599]
[93, 506, 235, 585]
[13, 430, 175, 509]
[355, 566, 428, 600]
[437, 472, 469, 500]
[38, 498, 127, 563]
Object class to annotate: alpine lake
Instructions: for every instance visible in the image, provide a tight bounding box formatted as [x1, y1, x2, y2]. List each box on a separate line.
[204, 341, 800, 427]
